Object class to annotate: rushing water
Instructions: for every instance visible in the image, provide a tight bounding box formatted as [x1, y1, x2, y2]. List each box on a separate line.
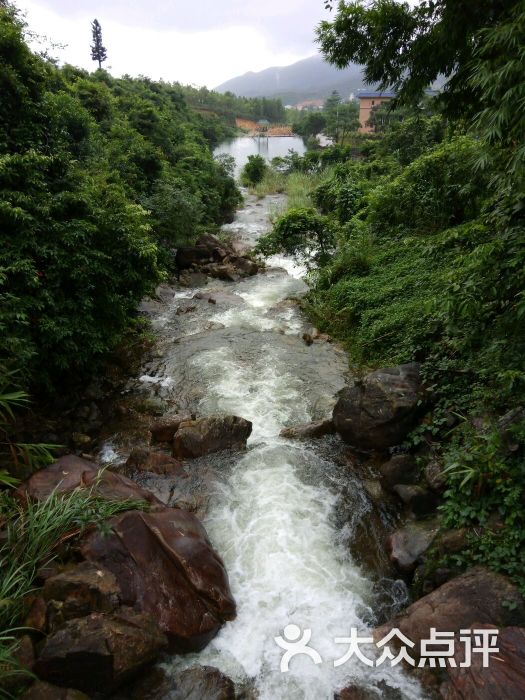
[104, 193, 423, 699]
[214, 136, 306, 177]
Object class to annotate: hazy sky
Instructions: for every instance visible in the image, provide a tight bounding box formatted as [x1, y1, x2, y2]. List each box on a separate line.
[20, 0, 333, 88]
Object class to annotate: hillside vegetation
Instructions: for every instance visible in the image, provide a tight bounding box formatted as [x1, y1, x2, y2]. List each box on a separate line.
[257, 1, 525, 591]
[0, 6, 242, 392]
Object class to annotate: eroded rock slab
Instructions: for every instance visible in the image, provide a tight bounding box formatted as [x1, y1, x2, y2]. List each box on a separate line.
[81, 508, 236, 651]
[280, 419, 335, 440]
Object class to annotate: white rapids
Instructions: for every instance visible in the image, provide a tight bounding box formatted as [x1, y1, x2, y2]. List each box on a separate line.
[153, 194, 425, 699]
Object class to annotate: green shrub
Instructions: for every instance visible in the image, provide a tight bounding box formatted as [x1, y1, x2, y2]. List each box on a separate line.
[241, 154, 267, 186]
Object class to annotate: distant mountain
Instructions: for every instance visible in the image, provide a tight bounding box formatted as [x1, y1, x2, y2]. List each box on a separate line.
[214, 55, 371, 105]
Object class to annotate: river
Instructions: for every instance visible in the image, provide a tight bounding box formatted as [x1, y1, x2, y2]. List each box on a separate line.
[214, 136, 306, 177]
[101, 193, 423, 699]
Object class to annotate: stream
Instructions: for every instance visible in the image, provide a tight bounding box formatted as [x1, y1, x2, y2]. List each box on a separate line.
[101, 193, 423, 699]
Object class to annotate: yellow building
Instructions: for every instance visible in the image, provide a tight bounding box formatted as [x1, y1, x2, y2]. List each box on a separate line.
[357, 91, 396, 133]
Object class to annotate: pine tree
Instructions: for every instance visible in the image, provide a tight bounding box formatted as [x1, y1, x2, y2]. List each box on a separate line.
[90, 19, 107, 69]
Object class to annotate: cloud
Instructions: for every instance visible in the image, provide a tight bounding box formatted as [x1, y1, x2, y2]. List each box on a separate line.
[20, 0, 325, 86]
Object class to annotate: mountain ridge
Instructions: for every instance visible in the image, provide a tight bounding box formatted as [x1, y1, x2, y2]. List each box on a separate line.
[214, 55, 370, 105]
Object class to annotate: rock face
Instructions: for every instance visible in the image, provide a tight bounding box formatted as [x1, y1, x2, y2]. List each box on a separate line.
[333, 363, 426, 450]
[392, 484, 438, 517]
[279, 419, 335, 440]
[16, 456, 164, 509]
[125, 447, 183, 475]
[149, 414, 193, 443]
[441, 625, 525, 700]
[379, 454, 418, 490]
[173, 415, 252, 459]
[387, 523, 438, 573]
[43, 561, 120, 627]
[374, 567, 525, 655]
[121, 666, 235, 700]
[80, 508, 236, 651]
[34, 608, 166, 693]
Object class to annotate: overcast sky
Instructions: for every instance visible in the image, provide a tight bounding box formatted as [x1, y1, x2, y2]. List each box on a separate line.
[20, 0, 332, 88]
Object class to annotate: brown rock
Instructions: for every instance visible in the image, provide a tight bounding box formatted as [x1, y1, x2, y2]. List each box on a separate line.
[379, 454, 418, 490]
[387, 523, 438, 573]
[333, 363, 426, 450]
[425, 459, 447, 492]
[206, 263, 240, 282]
[231, 256, 258, 276]
[335, 681, 402, 699]
[34, 608, 166, 693]
[392, 484, 438, 517]
[80, 508, 236, 651]
[279, 419, 335, 439]
[173, 415, 252, 459]
[43, 561, 120, 626]
[374, 567, 525, 656]
[22, 681, 90, 700]
[441, 625, 525, 700]
[125, 447, 183, 475]
[172, 666, 235, 700]
[25, 595, 47, 633]
[16, 456, 164, 510]
[149, 414, 193, 443]
[193, 291, 245, 306]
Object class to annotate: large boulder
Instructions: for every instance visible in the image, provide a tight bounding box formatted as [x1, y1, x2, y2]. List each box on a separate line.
[374, 567, 525, 655]
[175, 234, 228, 269]
[280, 419, 335, 440]
[80, 508, 236, 651]
[440, 625, 525, 700]
[15, 456, 164, 509]
[333, 363, 426, 450]
[34, 608, 166, 693]
[392, 484, 439, 517]
[173, 415, 252, 459]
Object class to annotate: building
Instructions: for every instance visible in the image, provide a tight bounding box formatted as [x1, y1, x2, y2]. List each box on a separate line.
[357, 91, 396, 133]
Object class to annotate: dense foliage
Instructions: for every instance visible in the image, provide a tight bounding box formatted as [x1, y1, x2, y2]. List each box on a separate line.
[260, 0, 525, 591]
[0, 6, 241, 391]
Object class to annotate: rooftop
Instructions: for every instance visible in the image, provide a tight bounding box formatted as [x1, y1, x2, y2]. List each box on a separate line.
[357, 91, 397, 99]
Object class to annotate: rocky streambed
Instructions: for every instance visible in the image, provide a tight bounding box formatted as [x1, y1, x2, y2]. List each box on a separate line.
[14, 194, 525, 700]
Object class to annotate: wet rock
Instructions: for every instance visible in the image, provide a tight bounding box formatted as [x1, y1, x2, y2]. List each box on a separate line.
[333, 363, 426, 450]
[206, 262, 240, 282]
[71, 432, 92, 447]
[302, 332, 314, 346]
[16, 456, 164, 510]
[125, 447, 183, 475]
[193, 291, 245, 306]
[279, 419, 335, 439]
[172, 666, 235, 700]
[424, 459, 447, 493]
[43, 561, 120, 626]
[21, 681, 90, 700]
[440, 625, 525, 700]
[379, 454, 418, 490]
[149, 414, 193, 443]
[434, 528, 469, 556]
[34, 608, 166, 693]
[80, 508, 236, 651]
[176, 234, 228, 269]
[24, 595, 47, 633]
[374, 567, 525, 656]
[173, 415, 252, 459]
[176, 302, 196, 315]
[387, 523, 438, 573]
[392, 484, 438, 517]
[335, 681, 402, 699]
[230, 255, 258, 276]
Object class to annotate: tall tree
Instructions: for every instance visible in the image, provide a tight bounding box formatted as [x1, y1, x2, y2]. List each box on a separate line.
[90, 18, 107, 69]
[317, 0, 518, 117]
